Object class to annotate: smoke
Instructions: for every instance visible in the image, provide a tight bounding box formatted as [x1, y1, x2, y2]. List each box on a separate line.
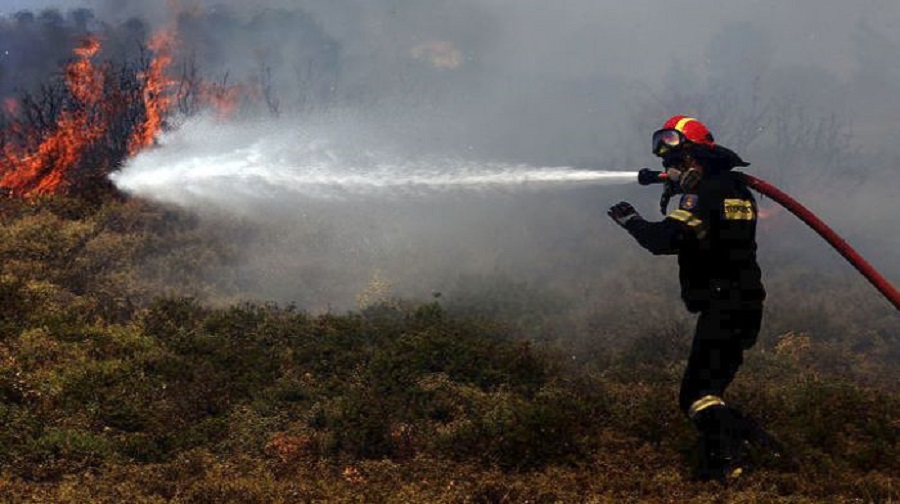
[5, 0, 900, 315]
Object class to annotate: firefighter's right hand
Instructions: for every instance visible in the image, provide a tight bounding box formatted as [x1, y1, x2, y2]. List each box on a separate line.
[608, 201, 641, 228]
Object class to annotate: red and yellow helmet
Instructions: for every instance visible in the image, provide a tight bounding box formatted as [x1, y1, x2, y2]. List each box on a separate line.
[652, 115, 716, 157]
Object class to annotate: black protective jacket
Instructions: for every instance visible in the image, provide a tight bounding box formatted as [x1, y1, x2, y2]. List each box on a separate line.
[624, 169, 765, 312]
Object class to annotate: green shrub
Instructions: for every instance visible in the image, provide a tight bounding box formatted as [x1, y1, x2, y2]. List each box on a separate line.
[0, 195, 896, 501]
[16, 428, 116, 481]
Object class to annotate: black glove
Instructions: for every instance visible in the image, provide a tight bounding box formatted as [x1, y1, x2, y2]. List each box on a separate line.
[608, 201, 641, 227]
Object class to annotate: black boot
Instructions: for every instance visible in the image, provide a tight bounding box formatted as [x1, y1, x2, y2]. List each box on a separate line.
[692, 405, 749, 482]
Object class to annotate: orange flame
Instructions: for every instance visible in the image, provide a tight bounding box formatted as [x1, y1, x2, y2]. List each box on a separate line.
[411, 41, 463, 69]
[1, 36, 106, 197]
[1, 8, 265, 198]
[756, 203, 787, 233]
[126, 22, 261, 150]
[128, 30, 178, 157]
[2, 98, 19, 116]
[201, 82, 242, 120]
[758, 205, 781, 220]
[200, 81, 259, 120]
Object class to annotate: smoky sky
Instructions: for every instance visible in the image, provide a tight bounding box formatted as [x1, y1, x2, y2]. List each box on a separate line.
[6, 0, 900, 161]
[3, 0, 900, 316]
[8, 0, 900, 78]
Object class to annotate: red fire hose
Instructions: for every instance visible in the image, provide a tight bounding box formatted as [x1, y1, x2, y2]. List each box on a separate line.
[639, 169, 900, 310]
[739, 173, 900, 310]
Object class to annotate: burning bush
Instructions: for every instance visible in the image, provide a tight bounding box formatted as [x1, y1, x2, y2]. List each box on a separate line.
[0, 7, 339, 201]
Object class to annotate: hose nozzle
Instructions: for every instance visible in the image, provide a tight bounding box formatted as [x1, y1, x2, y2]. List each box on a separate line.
[638, 168, 667, 185]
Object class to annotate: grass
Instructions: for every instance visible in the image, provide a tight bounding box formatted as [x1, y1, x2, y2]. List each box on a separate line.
[0, 195, 896, 503]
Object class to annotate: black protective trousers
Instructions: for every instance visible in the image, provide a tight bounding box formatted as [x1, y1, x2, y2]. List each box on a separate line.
[678, 300, 764, 415]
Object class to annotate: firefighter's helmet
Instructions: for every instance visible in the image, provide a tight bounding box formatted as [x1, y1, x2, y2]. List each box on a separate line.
[652, 116, 716, 157]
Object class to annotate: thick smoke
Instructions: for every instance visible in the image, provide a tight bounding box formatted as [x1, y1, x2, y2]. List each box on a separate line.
[3, 0, 900, 317]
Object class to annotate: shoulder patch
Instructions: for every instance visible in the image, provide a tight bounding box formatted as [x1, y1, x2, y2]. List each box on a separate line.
[679, 194, 699, 211]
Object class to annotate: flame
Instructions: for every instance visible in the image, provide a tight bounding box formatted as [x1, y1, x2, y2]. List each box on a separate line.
[128, 24, 257, 147]
[3, 98, 19, 116]
[758, 205, 781, 220]
[411, 41, 463, 69]
[0, 36, 106, 197]
[756, 203, 787, 233]
[200, 81, 255, 120]
[128, 30, 178, 157]
[1, 7, 264, 199]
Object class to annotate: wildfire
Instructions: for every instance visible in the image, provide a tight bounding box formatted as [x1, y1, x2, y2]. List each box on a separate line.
[128, 30, 178, 157]
[0, 36, 106, 197]
[1, 10, 264, 199]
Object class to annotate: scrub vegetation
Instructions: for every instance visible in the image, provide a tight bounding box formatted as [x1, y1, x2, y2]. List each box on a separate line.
[0, 195, 897, 503]
[2, 4, 899, 503]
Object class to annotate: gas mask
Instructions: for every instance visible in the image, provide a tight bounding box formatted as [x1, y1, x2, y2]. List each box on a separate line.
[658, 156, 702, 213]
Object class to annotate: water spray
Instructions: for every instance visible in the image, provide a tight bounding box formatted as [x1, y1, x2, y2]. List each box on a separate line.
[111, 117, 638, 208]
[637, 169, 900, 310]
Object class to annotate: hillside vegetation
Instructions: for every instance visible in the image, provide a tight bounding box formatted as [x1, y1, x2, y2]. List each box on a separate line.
[0, 196, 897, 503]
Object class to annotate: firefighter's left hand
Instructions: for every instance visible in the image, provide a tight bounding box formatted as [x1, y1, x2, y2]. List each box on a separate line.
[608, 201, 641, 227]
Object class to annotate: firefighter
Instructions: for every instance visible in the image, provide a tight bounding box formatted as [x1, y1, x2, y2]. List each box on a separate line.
[607, 115, 769, 482]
